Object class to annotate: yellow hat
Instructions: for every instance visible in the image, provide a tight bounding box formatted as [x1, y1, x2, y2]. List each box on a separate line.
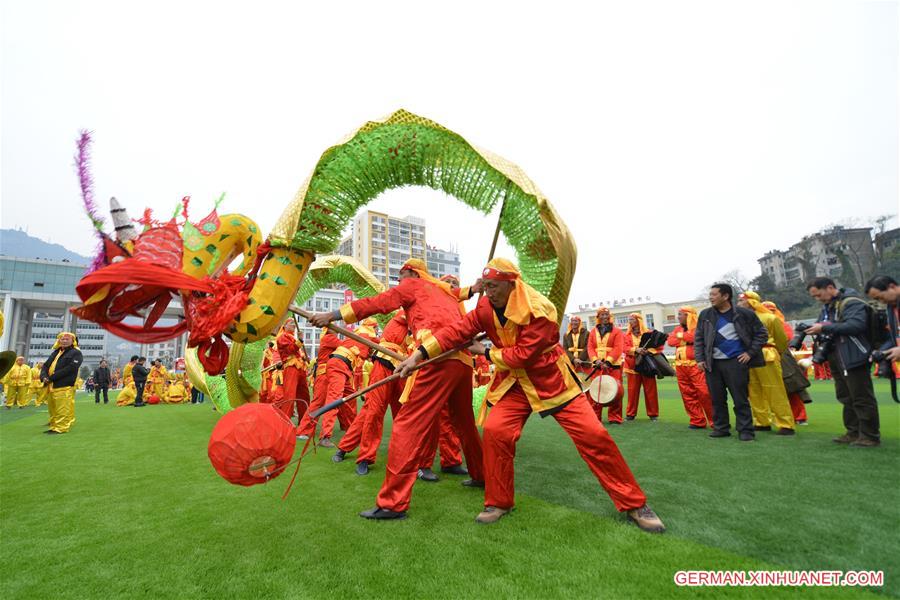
[482, 258, 557, 326]
[678, 306, 699, 331]
[53, 331, 79, 349]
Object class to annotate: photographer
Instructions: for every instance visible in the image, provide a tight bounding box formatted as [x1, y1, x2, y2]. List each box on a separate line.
[805, 277, 879, 447]
[865, 275, 900, 365]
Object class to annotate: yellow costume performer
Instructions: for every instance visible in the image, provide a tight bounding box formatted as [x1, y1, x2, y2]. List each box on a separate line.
[739, 292, 795, 433]
[41, 332, 83, 433]
[116, 360, 137, 406]
[30, 362, 48, 406]
[116, 381, 138, 406]
[3, 357, 32, 408]
[165, 379, 187, 403]
[149, 362, 168, 398]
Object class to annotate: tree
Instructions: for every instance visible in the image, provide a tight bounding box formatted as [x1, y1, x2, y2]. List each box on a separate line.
[715, 269, 751, 294]
[879, 245, 900, 278]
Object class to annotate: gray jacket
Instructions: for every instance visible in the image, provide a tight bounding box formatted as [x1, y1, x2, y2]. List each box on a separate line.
[819, 288, 871, 372]
[694, 305, 768, 369]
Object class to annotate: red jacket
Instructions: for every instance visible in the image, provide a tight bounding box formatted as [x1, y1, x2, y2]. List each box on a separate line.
[276, 331, 307, 370]
[666, 326, 697, 366]
[421, 296, 582, 418]
[587, 326, 625, 366]
[339, 277, 470, 367]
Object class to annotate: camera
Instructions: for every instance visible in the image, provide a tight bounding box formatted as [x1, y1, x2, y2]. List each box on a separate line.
[871, 350, 886, 363]
[790, 323, 832, 364]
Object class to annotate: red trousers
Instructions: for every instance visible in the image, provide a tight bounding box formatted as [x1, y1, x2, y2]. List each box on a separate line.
[296, 361, 356, 440]
[588, 368, 623, 423]
[482, 386, 646, 511]
[420, 403, 463, 469]
[789, 392, 808, 422]
[675, 364, 714, 427]
[279, 366, 310, 421]
[320, 359, 357, 439]
[376, 359, 484, 512]
[626, 373, 659, 418]
[338, 362, 404, 465]
[813, 362, 832, 380]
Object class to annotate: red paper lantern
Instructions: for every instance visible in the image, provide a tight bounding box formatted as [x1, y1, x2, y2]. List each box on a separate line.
[207, 403, 297, 486]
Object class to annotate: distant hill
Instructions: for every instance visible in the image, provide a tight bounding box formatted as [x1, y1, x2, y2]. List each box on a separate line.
[0, 229, 91, 265]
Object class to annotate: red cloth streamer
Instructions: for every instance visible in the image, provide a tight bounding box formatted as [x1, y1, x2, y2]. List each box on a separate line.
[72, 258, 251, 373]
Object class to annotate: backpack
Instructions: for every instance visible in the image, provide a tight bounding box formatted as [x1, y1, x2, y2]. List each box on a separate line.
[837, 296, 890, 349]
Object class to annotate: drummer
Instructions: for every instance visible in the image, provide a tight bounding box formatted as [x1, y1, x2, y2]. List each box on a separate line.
[586, 307, 625, 424]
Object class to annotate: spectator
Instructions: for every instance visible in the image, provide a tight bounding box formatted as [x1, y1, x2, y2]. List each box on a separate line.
[132, 357, 149, 407]
[93, 360, 111, 404]
[694, 283, 768, 442]
[806, 277, 879, 447]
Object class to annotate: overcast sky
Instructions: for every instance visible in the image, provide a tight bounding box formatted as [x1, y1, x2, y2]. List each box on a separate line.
[2, 0, 897, 312]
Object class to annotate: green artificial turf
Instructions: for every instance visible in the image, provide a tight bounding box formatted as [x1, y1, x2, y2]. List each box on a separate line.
[1, 380, 897, 599]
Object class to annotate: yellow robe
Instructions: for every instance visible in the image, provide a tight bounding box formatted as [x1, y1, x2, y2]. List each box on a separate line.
[30, 365, 48, 406]
[116, 382, 137, 406]
[4, 363, 32, 407]
[165, 381, 186, 403]
[749, 312, 794, 430]
[149, 366, 167, 398]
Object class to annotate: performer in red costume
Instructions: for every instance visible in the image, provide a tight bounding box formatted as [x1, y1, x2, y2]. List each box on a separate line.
[309, 258, 484, 520]
[332, 313, 411, 474]
[296, 329, 341, 440]
[395, 258, 664, 532]
[586, 307, 625, 424]
[666, 307, 714, 428]
[623, 313, 664, 421]
[259, 341, 281, 404]
[275, 319, 311, 422]
[418, 273, 470, 481]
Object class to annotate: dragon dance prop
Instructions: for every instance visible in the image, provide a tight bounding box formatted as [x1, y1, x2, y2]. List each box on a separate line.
[70, 110, 577, 488]
[185, 255, 390, 414]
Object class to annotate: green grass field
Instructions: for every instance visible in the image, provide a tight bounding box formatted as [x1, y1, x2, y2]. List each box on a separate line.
[1, 379, 898, 599]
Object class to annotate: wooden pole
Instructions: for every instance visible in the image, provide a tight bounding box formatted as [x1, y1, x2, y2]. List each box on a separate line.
[288, 305, 406, 362]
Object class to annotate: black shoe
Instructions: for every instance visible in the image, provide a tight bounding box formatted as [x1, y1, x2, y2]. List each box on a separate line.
[753, 425, 772, 431]
[332, 450, 346, 463]
[709, 430, 731, 438]
[625, 416, 635, 421]
[649, 416, 658, 421]
[359, 506, 407, 520]
[44, 430, 61, 435]
[356, 462, 370, 476]
[440, 465, 468, 475]
[133, 403, 146, 407]
[417, 468, 439, 482]
[688, 424, 705, 430]
[739, 432, 756, 442]
[462, 479, 485, 488]
[776, 428, 795, 436]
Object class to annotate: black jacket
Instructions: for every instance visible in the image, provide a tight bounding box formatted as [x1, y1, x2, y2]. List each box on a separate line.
[93, 366, 111, 386]
[132, 364, 149, 384]
[819, 288, 872, 371]
[563, 328, 589, 363]
[694, 305, 768, 369]
[39, 347, 84, 388]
